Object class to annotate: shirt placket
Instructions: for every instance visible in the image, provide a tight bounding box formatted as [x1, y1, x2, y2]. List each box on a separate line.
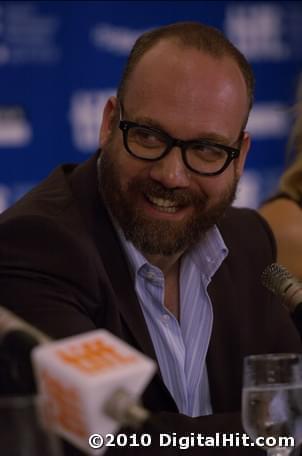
[139, 265, 190, 413]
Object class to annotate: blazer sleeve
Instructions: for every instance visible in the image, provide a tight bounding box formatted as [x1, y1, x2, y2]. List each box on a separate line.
[0, 212, 103, 338]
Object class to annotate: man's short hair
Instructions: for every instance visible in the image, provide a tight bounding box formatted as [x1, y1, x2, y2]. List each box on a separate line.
[117, 21, 255, 115]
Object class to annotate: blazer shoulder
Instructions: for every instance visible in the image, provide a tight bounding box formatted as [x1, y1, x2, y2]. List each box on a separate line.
[0, 164, 77, 223]
[0, 162, 103, 298]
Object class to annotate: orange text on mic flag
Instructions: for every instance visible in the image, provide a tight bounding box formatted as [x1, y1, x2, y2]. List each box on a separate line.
[55, 337, 137, 374]
[40, 369, 88, 438]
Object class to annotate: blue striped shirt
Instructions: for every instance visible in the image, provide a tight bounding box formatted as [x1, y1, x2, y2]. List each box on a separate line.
[116, 225, 228, 417]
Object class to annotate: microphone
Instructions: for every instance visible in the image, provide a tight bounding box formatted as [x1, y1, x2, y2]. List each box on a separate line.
[0, 306, 50, 344]
[0, 307, 157, 453]
[261, 263, 302, 334]
[31, 329, 156, 455]
[0, 307, 50, 395]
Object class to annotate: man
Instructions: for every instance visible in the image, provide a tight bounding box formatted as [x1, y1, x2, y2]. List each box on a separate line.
[0, 22, 301, 454]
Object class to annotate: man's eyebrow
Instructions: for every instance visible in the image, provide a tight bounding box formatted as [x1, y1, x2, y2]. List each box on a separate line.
[133, 116, 165, 131]
[131, 115, 232, 145]
[197, 132, 232, 144]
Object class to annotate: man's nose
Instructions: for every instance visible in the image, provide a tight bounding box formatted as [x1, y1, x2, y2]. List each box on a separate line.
[149, 147, 191, 188]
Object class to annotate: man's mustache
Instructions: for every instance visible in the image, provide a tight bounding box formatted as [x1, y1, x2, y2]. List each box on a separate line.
[128, 179, 207, 207]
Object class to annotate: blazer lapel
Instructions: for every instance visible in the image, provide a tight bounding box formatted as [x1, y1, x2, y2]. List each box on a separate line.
[206, 259, 242, 413]
[69, 153, 158, 360]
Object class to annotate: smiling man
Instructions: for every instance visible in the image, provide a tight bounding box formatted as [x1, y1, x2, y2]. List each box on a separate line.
[0, 22, 301, 455]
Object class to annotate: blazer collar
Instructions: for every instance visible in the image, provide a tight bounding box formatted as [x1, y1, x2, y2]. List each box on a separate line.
[69, 152, 159, 362]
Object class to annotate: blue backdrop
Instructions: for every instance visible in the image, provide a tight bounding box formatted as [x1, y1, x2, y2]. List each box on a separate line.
[0, 0, 301, 211]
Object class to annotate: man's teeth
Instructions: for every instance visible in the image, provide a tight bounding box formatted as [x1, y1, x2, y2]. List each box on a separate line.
[147, 195, 179, 213]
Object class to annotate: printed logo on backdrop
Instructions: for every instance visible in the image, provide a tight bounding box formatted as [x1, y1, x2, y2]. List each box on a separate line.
[247, 103, 290, 138]
[235, 167, 284, 209]
[225, 2, 302, 60]
[0, 106, 32, 147]
[0, 2, 61, 65]
[69, 89, 116, 152]
[234, 171, 261, 208]
[237, 102, 291, 208]
[90, 24, 148, 55]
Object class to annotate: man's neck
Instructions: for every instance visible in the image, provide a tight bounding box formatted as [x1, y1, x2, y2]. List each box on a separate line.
[144, 251, 183, 277]
[144, 252, 181, 320]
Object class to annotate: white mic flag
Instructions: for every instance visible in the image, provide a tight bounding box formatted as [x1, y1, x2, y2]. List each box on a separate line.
[31, 330, 156, 454]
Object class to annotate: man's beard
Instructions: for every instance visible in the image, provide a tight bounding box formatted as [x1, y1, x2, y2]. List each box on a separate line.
[98, 147, 238, 256]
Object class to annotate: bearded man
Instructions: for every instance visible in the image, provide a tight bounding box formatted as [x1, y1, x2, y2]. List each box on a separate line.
[0, 22, 301, 455]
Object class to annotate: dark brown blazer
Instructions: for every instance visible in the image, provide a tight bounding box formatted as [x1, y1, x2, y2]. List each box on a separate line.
[0, 151, 301, 455]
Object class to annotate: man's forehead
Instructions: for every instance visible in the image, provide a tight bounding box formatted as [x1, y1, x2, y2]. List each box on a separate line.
[126, 40, 241, 92]
[132, 39, 214, 71]
[126, 46, 243, 95]
[123, 39, 248, 122]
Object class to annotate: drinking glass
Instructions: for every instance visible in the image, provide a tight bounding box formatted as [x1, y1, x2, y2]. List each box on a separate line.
[0, 395, 63, 456]
[242, 353, 302, 456]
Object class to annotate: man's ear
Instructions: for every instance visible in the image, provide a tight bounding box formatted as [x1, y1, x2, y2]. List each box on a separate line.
[235, 131, 251, 178]
[99, 96, 118, 147]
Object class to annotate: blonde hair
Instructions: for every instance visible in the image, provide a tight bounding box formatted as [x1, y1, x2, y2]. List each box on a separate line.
[279, 75, 302, 201]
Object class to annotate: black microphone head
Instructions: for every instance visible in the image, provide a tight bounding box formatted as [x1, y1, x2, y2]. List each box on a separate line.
[262, 264, 302, 336]
[261, 263, 293, 296]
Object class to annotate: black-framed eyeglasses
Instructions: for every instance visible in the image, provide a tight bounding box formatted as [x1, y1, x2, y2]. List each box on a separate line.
[118, 103, 243, 176]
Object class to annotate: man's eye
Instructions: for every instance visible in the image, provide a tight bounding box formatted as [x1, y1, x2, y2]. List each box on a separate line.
[190, 144, 227, 162]
[190, 143, 206, 153]
[131, 128, 164, 147]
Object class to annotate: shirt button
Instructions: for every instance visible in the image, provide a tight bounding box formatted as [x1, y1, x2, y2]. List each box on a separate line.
[162, 314, 170, 325]
[146, 271, 155, 279]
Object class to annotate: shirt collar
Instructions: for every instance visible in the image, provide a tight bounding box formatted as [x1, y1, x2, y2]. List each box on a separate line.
[185, 225, 228, 283]
[114, 220, 228, 283]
